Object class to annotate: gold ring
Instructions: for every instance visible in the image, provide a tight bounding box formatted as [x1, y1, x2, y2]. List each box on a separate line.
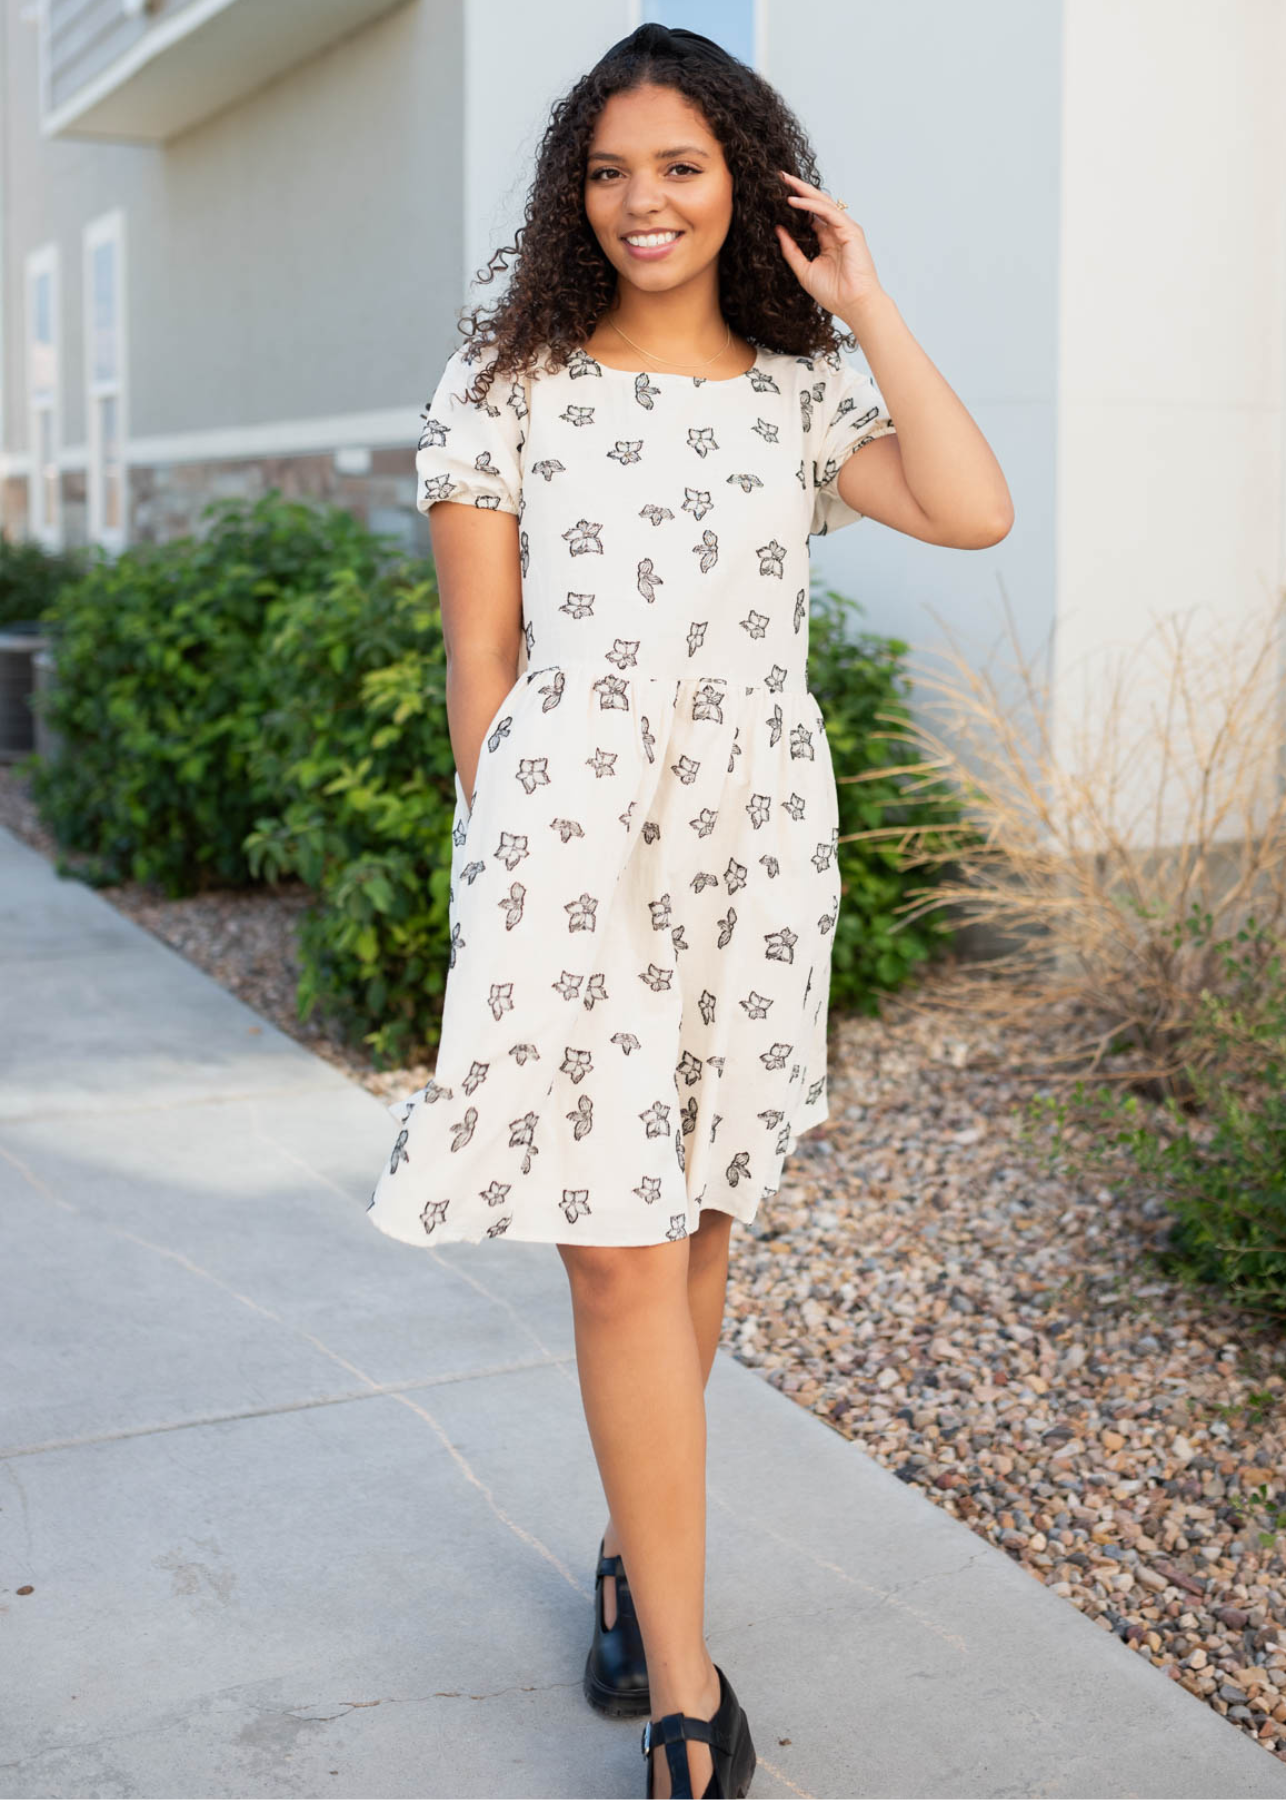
[834, 197, 849, 211]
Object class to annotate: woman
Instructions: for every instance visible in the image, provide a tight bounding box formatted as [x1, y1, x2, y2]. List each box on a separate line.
[368, 23, 1011, 1798]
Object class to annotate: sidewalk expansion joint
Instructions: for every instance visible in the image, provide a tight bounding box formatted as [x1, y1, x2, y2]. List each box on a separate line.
[0, 1354, 577, 1460]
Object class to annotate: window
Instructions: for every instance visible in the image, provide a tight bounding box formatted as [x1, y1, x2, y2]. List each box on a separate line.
[25, 244, 61, 547]
[83, 212, 127, 547]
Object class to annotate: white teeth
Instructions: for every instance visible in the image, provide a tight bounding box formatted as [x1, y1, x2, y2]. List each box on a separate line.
[625, 231, 680, 247]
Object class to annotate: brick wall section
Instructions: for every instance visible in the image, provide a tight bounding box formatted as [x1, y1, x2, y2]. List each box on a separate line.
[131, 450, 418, 544]
[3, 453, 424, 551]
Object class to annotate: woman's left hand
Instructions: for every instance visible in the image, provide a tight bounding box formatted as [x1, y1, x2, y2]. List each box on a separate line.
[775, 170, 883, 319]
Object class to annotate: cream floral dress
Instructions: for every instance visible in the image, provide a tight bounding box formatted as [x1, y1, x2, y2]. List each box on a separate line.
[365, 338, 896, 1247]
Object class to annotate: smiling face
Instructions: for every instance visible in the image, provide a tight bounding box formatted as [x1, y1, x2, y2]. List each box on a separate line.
[583, 82, 734, 295]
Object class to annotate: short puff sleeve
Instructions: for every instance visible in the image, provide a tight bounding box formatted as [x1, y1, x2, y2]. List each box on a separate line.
[808, 351, 896, 536]
[415, 347, 526, 516]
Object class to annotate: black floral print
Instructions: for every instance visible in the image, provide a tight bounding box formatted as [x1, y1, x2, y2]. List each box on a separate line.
[367, 341, 896, 1247]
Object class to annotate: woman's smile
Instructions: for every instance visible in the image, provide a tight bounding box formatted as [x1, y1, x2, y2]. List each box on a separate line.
[621, 228, 685, 259]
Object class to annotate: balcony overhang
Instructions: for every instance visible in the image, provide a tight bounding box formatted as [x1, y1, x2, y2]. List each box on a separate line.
[43, 0, 410, 144]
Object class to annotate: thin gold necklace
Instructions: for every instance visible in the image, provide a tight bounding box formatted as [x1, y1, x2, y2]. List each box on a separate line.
[607, 315, 733, 372]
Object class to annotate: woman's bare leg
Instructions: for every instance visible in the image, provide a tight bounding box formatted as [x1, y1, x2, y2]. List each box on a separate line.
[560, 1233, 724, 1798]
[600, 1208, 733, 1623]
[684, 1206, 736, 1378]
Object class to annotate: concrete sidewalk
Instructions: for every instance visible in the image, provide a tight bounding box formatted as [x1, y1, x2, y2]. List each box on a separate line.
[2, 821, 1283, 1800]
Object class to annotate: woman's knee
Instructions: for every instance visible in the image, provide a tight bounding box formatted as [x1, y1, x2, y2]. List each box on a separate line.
[557, 1239, 688, 1320]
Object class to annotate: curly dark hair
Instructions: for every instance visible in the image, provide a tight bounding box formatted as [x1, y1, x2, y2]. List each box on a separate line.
[456, 22, 856, 404]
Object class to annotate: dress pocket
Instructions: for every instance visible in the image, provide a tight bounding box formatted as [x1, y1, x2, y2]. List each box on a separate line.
[453, 672, 526, 830]
[453, 767, 471, 824]
[806, 695, 840, 826]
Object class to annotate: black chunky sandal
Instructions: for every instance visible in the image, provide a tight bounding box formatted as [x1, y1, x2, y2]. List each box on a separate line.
[641, 1663, 756, 1799]
[583, 1537, 651, 1717]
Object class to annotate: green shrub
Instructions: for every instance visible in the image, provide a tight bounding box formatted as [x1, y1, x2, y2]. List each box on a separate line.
[0, 534, 89, 630]
[808, 585, 971, 1009]
[30, 492, 397, 895]
[244, 562, 457, 1069]
[1020, 913, 1286, 1320]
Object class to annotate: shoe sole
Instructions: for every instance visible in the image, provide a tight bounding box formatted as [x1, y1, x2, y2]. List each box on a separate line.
[723, 1682, 758, 1798]
[582, 1647, 652, 1719]
[731, 1712, 757, 1797]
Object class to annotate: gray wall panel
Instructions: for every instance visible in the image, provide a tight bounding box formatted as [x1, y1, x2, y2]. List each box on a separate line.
[131, 0, 462, 434]
[4, 0, 156, 450]
[4, 0, 463, 450]
[765, 0, 1060, 688]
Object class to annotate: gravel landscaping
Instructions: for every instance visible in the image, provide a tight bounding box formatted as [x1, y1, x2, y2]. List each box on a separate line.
[4, 763, 1284, 1766]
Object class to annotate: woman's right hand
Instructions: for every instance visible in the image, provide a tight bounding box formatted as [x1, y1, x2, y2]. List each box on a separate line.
[427, 502, 524, 806]
[448, 651, 521, 812]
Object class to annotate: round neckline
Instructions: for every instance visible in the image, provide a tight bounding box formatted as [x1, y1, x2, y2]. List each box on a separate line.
[569, 346, 765, 388]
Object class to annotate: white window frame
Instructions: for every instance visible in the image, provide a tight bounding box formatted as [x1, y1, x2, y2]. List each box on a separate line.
[83, 209, 128, 550]
[25, 242, 61, 549]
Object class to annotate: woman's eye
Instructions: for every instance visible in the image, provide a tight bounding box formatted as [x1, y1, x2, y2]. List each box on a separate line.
[587, 164, 701, 181]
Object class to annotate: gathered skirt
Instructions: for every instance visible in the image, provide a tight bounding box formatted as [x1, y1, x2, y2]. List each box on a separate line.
[364, 659, 842, 1247]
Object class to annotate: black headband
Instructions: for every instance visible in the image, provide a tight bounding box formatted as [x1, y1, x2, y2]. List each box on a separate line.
[658, 26, 728, 58]
[600, 23, 735, 66]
